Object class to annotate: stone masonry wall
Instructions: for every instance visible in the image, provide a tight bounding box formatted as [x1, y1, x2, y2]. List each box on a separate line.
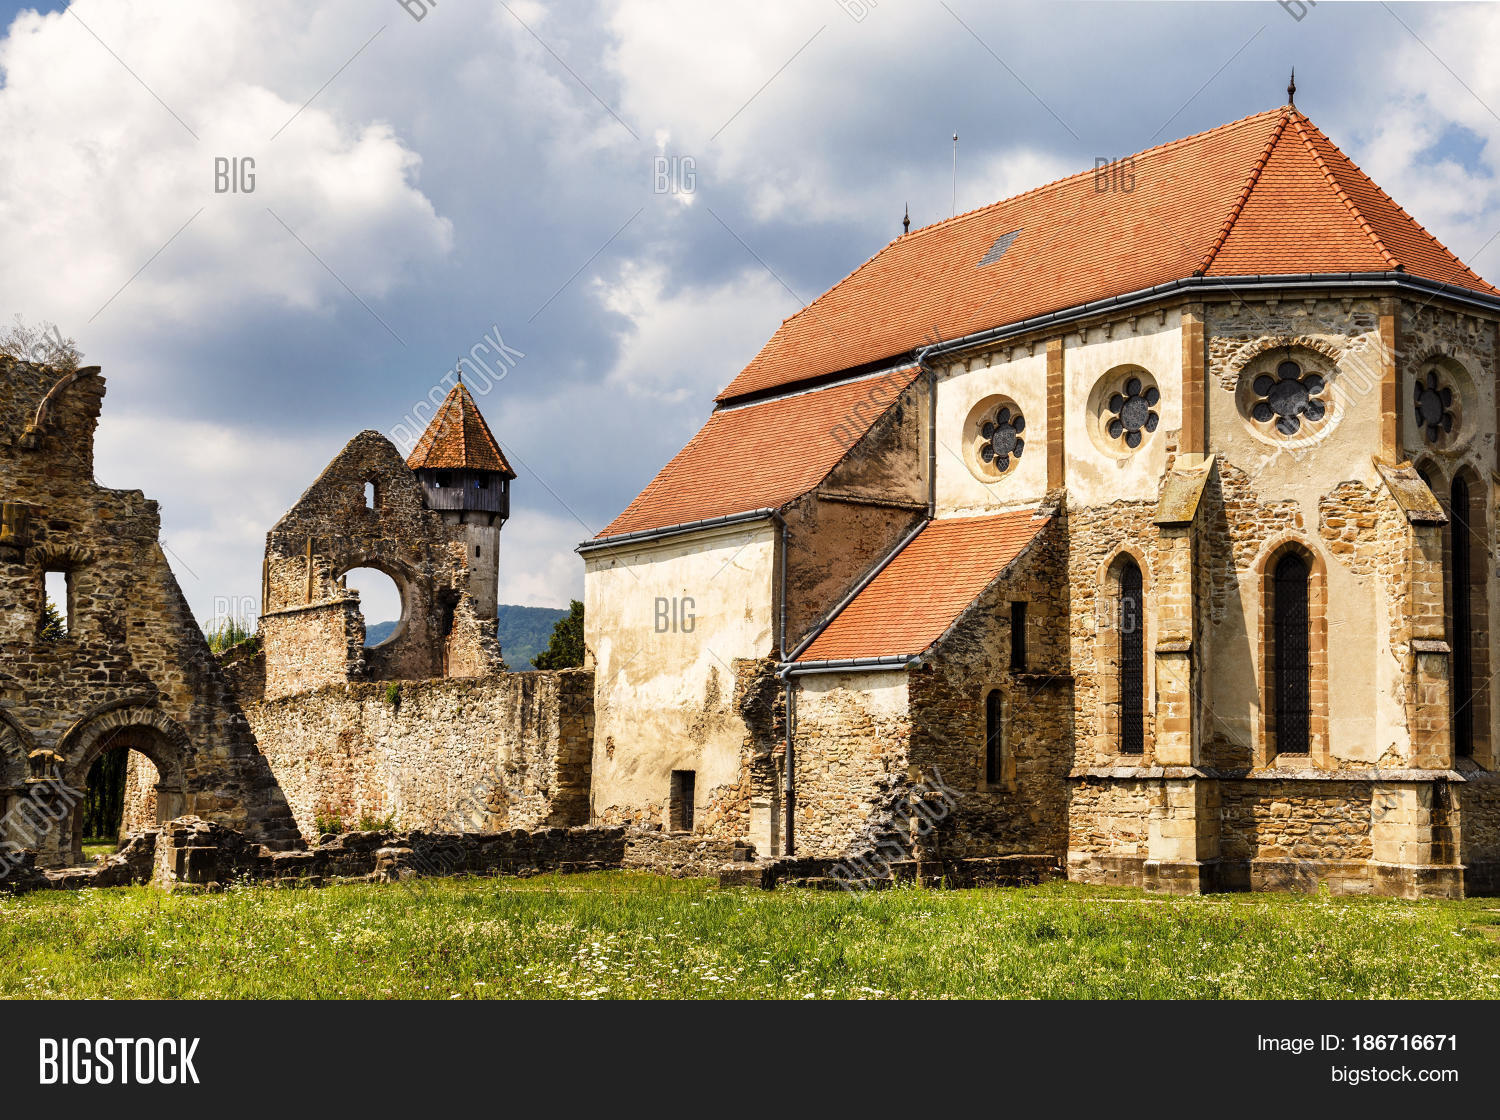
[261, 430, 503, 700]
[908, 507, 1073, 860]
[246, 670, 593, 842]
[0, 358, 300, 866]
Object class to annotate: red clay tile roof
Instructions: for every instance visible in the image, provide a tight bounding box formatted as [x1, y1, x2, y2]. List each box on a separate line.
[798, 510, 1050, 662]
[406, 382, 516, 478]
[598, 366, 920, 538]
[717, 107, 1495, 403]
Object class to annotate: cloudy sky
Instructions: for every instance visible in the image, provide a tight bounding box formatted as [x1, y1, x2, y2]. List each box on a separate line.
[3, 0, 1499, 625]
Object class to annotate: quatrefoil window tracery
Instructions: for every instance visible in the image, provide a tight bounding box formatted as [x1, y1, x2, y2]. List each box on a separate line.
[1250, 359, 1326, 436]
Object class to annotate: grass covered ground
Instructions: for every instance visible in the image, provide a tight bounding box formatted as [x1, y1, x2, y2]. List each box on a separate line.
[1, 872, 1497, 999]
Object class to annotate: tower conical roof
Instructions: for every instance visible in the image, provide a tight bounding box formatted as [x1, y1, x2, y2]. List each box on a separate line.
[405, 381, 516, 478]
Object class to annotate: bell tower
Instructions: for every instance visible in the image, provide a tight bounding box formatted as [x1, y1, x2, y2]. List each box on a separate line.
[406, 378, 515, 618]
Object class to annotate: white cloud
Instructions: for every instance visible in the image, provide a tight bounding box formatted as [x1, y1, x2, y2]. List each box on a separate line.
[496, 510, 588, 608]
[93, 409, 335, 624]
[0, 0, 451, 342]
[596, 259, 798, 404]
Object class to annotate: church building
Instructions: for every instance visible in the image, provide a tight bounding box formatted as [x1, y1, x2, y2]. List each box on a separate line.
[581, 98, 1500, 897]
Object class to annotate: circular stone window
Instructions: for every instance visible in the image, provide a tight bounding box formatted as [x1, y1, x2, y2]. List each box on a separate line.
[1236, 354, 1335, 445]
[962, 396, 1028, 481]
[1090, 369, 1160, 455]
[1413, 367, 1461, 449]
[1251, 360, 1325, 435]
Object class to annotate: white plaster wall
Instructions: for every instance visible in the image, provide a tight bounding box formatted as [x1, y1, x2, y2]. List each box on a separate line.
[934, 348, 1048, 515]
[1203, 306, 1396, 764]
[583, 522, 777, 825]
[1064, 321, 1183, 505]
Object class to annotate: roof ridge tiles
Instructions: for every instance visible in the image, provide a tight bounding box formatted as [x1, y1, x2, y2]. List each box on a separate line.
[898, 105, 1286, 244]
[1196, 105, 1294, 277]
[765, 107, 1287, 345]
[1290, 111, 1401, 270]
[1295, 115, 1494, 292]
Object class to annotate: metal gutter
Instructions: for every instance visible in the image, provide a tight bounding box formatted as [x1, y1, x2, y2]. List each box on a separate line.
[576, 507, 778, 554]
[781, 654, 921, 676]
[912, 272, 1500, 367]
[716, 271, 1500, 412]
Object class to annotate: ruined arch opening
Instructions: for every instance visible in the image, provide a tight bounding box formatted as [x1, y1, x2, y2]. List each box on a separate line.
[343, 566, 406, 648]
[62, 721, 188, 868]
[79, 746, 130, 858]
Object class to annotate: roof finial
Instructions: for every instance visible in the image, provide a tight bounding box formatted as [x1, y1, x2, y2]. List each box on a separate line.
[456, 357, 463, 385]
[902, 203, 910, 235]
[1287, 67, 1296, 107]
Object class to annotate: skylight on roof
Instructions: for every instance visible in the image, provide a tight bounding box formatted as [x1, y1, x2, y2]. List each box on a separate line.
[978, 228, 1022, 267]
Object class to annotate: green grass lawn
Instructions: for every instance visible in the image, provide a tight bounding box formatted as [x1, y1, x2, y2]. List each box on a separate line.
[80, 839, 116, 862]
[1, 873, 1497, 999]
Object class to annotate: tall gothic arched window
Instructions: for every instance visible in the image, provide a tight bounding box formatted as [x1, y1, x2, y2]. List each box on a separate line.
[1119, 558, 1144, 754]
[1272, 552, 1311, 755]
[1451, 475, 1475, 757]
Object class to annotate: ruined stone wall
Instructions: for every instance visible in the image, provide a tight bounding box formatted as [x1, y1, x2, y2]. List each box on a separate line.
[245, 670, 593, 842]
[262, 430, 502, 699]
[0, 359, 299, 866]
[787, 670, 911, 858]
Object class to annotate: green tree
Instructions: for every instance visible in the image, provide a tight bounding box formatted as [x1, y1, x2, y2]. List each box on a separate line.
[39, 599, 66, 640]
[532, 600, 584, 669]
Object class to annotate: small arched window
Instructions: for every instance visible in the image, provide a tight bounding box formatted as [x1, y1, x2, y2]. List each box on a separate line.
[984, 689, 1003, 784]
[1272, 551, 1311, 755]
[364, 481, 377, 509]
[1118, 557, 1144, 754]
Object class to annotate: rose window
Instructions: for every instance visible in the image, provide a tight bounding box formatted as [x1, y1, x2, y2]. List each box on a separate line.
[979, 405, 1025, 472]
[1414, 370, 1456, 444]
[1104, 377, 1160, 449]
[1250, 360, 1326, 435]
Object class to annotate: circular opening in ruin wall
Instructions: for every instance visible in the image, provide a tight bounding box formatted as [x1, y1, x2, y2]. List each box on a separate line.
[342, 567, 406, 648]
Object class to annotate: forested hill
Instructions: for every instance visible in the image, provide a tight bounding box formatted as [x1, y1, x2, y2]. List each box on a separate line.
[363, 604, 568, 670]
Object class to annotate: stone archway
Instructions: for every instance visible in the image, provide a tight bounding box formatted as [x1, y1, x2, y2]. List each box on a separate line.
[58, 708, 190, 867]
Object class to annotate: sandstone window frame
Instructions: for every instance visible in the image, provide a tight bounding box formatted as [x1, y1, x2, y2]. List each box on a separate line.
[1232, 344, 1339, 452]
[1409, 353, 1477, 458]
[1443, 465, 1491, 766]
[1086, 364, 1161, 457]
[1097, 549, 1155, 762]
[1255, 536, 1328, 768]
